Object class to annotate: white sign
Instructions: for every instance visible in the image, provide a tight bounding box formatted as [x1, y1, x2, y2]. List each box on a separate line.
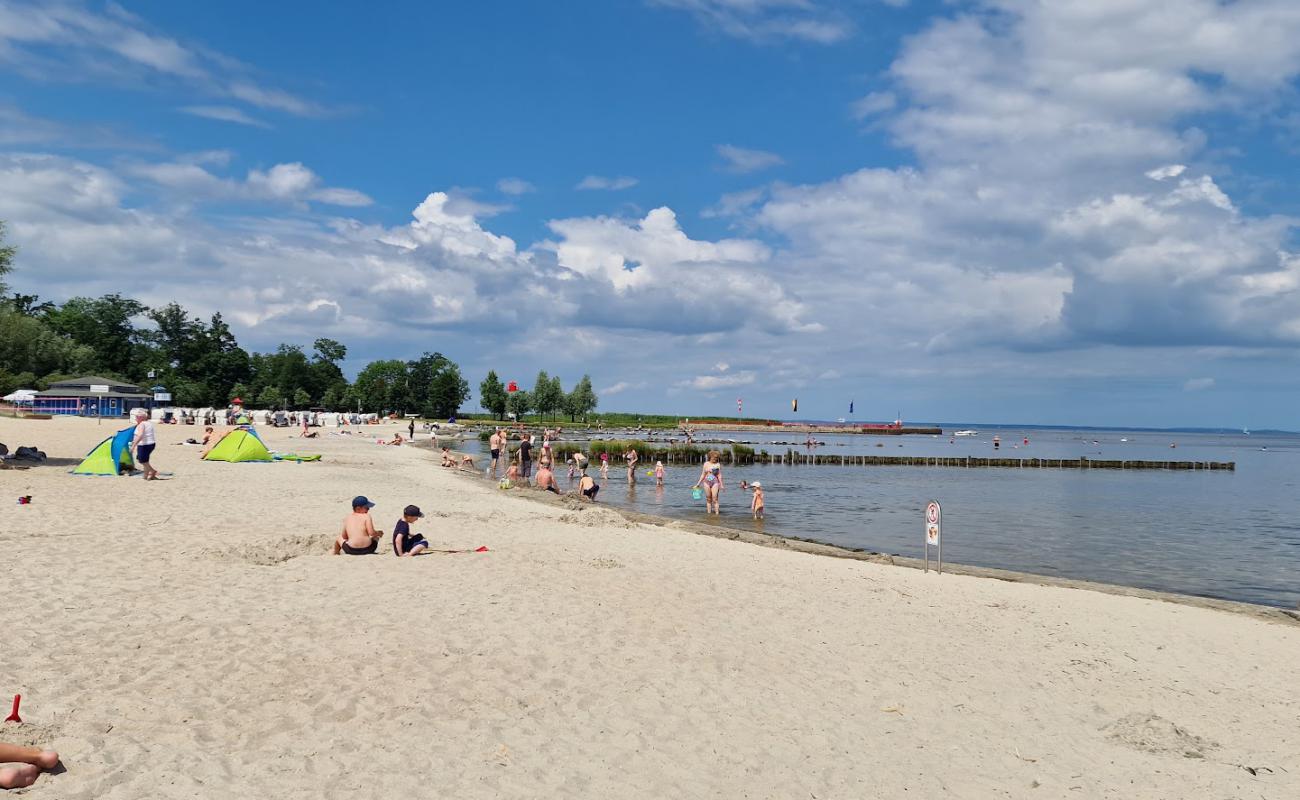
[924, 500, 943, 574]
[90, 384, 110, 394]
[154, 392, 172, 402]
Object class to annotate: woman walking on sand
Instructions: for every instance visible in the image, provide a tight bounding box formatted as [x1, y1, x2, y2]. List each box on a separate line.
[694, 449, 724, 514]
[132, 409, 159, 481]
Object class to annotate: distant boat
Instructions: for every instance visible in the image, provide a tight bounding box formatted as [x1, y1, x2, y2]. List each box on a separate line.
[1243, 428, 1250, 435]
[836, 418, 846, 423]
[954, 430, 978, 436]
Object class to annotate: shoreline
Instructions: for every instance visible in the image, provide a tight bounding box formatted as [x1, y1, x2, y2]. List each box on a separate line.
[441, 453, 1298, 624]
[8, 416, 1300, 798]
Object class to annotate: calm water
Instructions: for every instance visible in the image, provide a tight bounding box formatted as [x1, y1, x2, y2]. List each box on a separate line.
[462, 428, 1300, 608]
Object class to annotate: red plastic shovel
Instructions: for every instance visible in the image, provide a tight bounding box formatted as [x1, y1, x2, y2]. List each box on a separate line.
[4, 694, 20, 723]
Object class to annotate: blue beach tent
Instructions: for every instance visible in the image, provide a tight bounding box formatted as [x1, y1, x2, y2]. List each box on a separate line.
[72, 427, 135, 475]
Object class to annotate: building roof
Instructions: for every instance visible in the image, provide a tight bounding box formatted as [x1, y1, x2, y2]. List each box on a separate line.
[35, 390, 152, 399]
[44, 376, 143, 393]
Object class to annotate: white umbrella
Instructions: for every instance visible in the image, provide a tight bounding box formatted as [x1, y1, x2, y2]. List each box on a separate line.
[2, 389, 36, 403]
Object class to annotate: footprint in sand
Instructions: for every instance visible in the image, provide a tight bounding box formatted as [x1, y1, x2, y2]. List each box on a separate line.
[1103, 713, 1218, 759]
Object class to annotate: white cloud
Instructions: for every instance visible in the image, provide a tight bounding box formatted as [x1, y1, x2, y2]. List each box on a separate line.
[309, 187, 373, 207]
[129, 158, 372, 208]
[715, 144, 784, 173]
[1184, 377, 1215, 392]
[496, 177, 536, 195]
[680, 371, 757, 391]
[850, 91, 895, 120]
[0, 1, 325, 118]
[576, 175, 639, 191]
[599, 381, 641, 396]
[1145, 164, 1187, 181]
[651, 0, 852, 44]
[180, 105, 271, 128]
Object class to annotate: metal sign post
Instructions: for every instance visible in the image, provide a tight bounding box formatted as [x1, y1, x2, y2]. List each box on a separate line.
[91, 384, 108, 426]
[924, 500, 942, 574]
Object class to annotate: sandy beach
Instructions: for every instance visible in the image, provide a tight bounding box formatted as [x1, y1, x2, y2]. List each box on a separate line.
[2, 415, 1298, 799]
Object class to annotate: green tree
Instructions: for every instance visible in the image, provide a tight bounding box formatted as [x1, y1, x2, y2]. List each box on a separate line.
[310, 337, 348, 403]
[408, 352, 469, 418]
[353, 359, 409, 413]
[257, 385, 284, 408]
[44, 294, 148, 377]
[479, 370, 507, 420]
[506, 388, 531, 420]
[321, 384, 345, 410]
[230, 382, 252, 404]
[566, 374, 598, 421]
[0, 307, 96, 381]
[0, 221, 14, 294]
[3, 292, 54, 316]
[312, 338, 347, 364]
[532, 370, 560, 421]
[293, 388, 312, 409]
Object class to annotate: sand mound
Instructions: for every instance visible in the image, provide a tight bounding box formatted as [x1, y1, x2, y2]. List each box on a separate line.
[558, 507, 638, 529]
[1, 720, 62, 749]
[208, 534, 333, 566]
[1103, 713, 1218, 758]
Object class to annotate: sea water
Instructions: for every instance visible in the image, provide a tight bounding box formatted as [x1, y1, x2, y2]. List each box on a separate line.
[463, 429, 1300, 608]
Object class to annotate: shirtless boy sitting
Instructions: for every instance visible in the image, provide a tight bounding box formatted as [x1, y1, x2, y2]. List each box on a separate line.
[332, 496, 383, 555]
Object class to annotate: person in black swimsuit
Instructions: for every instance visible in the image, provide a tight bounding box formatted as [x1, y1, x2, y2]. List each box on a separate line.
[332, 496, 383, 555]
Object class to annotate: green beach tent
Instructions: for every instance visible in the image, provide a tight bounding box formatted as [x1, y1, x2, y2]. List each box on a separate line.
[72, 427, 136, 475]
[203, 429, 272, 462]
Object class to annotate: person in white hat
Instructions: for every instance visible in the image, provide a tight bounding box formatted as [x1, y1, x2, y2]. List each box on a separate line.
[750, 481, 764, 519]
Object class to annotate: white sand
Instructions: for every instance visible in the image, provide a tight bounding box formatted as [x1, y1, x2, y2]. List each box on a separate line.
[2, 415, 1298, 799]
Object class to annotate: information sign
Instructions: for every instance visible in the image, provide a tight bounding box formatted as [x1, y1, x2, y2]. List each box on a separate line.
[924, 500, 943, 573]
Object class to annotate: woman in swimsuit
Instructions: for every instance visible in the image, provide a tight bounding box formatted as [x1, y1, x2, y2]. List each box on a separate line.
[694, 450, 724, 514]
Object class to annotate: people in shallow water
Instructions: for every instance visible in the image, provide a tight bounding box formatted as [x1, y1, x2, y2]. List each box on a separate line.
[694, 450, 724, 515]
[332, 496, 383, 555]
[535, 463, 561, 494]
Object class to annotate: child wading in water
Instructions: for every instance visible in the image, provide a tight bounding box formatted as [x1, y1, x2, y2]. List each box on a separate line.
[654, 460, 665, 487]
[750, 481, 765, 519]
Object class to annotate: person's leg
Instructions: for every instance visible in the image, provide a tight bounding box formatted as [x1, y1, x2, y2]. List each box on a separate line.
[331, 534, 344, 555]
[0, 764, 38, 789]
[0, 744, 59, 768]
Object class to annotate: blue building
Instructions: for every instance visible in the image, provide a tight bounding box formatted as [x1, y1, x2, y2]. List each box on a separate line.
[33, 376, 153, 417]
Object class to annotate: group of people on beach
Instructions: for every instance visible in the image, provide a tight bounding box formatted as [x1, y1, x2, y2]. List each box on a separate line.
[436, 428, 767, 517]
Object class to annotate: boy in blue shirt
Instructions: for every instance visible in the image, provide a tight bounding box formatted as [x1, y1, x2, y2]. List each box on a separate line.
[393, 504, 429, 557]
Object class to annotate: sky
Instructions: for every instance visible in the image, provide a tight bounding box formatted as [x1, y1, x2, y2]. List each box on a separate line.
[3, 0, 1300, 428]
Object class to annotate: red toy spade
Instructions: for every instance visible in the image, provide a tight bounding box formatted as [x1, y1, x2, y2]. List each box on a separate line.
[4, 694, 20, 723]
[475, 546, 489, 552]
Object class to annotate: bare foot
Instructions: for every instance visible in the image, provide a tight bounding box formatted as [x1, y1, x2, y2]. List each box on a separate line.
[34, 749, 59, 769]
[0, 764, 38, 789]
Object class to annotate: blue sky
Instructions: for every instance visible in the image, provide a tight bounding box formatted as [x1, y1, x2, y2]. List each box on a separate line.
[3, 0, 1300, 427]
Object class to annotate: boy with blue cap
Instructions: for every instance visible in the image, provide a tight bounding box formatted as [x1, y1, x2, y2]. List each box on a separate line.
[332, 495, 383, 555]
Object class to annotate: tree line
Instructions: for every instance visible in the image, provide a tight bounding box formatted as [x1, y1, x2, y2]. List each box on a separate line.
[0, 221, 469, 417]
[478, 370, 598, 423]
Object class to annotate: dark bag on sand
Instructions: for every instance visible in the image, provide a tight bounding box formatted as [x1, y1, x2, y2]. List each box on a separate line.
[13, 446, 46, 462]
